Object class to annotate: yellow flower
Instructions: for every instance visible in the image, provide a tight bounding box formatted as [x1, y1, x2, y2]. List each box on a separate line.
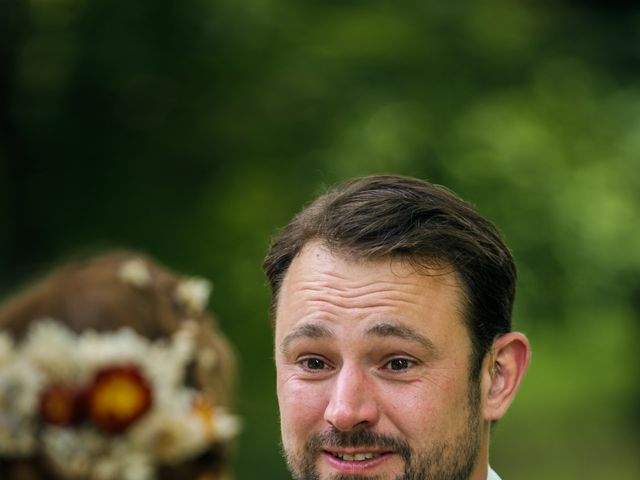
[86, 365, 152, 433]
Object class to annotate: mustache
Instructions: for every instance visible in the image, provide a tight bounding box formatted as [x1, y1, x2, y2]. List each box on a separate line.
[307, 427, 411, 458]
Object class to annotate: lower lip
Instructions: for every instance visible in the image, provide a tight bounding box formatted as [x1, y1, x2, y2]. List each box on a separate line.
[322, 451, 394, 474]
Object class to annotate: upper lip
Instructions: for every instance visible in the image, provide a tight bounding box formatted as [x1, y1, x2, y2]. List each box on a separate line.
[325, 449, 390, 454]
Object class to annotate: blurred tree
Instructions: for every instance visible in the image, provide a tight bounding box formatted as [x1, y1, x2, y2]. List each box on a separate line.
[1, 0, 639, 478]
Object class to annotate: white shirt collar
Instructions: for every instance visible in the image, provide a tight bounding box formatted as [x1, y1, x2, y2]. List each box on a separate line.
[487, 466, 502, 480]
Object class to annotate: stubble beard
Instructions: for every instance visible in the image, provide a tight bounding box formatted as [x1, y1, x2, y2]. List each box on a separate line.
[283, 381, 482, 480]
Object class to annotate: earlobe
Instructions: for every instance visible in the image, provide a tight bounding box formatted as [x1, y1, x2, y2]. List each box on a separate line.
[483, 332, 531, 421]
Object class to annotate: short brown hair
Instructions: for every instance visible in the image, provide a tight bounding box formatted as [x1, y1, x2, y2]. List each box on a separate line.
[263, 175, 516, 378]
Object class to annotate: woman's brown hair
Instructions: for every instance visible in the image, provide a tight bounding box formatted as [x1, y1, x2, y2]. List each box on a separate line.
[0, 250, 236, 480]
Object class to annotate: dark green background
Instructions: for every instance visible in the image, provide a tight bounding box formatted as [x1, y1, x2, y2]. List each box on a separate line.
[1, 0, 639, 478]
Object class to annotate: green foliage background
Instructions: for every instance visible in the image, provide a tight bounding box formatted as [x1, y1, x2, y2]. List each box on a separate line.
[1, 0, 639, 478]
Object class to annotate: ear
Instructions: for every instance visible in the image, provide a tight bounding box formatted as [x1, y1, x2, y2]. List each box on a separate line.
[482, 332, 531, 421]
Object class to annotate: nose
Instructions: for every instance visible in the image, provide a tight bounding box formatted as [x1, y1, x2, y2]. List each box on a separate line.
[324, 363, 380, 431]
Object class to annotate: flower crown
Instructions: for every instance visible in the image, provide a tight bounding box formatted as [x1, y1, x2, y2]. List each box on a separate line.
[0, 259, 240, 480]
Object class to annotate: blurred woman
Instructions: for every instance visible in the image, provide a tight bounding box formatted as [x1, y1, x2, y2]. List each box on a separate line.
[0, 250, 239, 480]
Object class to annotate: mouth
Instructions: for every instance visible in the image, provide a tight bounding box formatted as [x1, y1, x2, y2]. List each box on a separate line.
[328, 451, 386, 461]
[322, 448, 395, 473]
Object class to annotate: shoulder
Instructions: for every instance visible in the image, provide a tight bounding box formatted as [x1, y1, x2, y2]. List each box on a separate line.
[487, 467, 502, 480]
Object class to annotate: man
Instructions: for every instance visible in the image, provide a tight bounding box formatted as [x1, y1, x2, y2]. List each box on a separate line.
[263, 175, 531, 480]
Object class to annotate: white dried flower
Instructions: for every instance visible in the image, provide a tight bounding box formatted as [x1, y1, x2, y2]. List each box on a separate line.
[129, 401, 207, 463]
[79, 327, 150, 373]
[118, 259, 152, 288]
[120, 454, 154, 480]
[42, 427, 104, 478]
[0, 333, 15, 367]
[93, 446, 154, 480]
[214, 410, 242, 441]
[93, 458, 120, 480]
[0, 392, 39, 456]
[0, 319, 239, 478]
[0, 355, 46, 456]
[22, 319, 79, 380]
[175, 277, 212, 315]
[198, 347, 218, 369]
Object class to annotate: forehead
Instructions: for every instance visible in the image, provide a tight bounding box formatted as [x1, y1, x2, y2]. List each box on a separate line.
[275, 241, 468, 342]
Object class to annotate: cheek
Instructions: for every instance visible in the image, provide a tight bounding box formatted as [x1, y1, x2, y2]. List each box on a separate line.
[385, 386, 437, 435]
[277, 376, 328, 437]
[383, 377, 470, 439]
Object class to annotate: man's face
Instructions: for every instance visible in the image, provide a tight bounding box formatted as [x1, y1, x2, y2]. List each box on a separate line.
[275, 241, 488, 480]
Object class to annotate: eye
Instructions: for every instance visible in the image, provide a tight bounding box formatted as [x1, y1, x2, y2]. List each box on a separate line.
[301, 357, 328, 371]
[385, 358, 415, 371]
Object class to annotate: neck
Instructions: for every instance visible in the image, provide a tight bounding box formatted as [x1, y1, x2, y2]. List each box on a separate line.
[468, 422, 491, 480]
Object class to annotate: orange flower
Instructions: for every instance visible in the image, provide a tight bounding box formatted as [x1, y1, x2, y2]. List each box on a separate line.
[192, 394, 216, 439]
[86, 365, 152, 433]
[40, 383, 83, 426]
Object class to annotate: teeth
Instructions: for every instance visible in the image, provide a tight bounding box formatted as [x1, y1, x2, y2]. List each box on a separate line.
[333, 452, 380, 461]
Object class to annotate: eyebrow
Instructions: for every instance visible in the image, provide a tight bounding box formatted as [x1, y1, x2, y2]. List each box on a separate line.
[365, 322, 438, 355]
[280, 323, 335, 355]
[279, 321, 437, 356]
